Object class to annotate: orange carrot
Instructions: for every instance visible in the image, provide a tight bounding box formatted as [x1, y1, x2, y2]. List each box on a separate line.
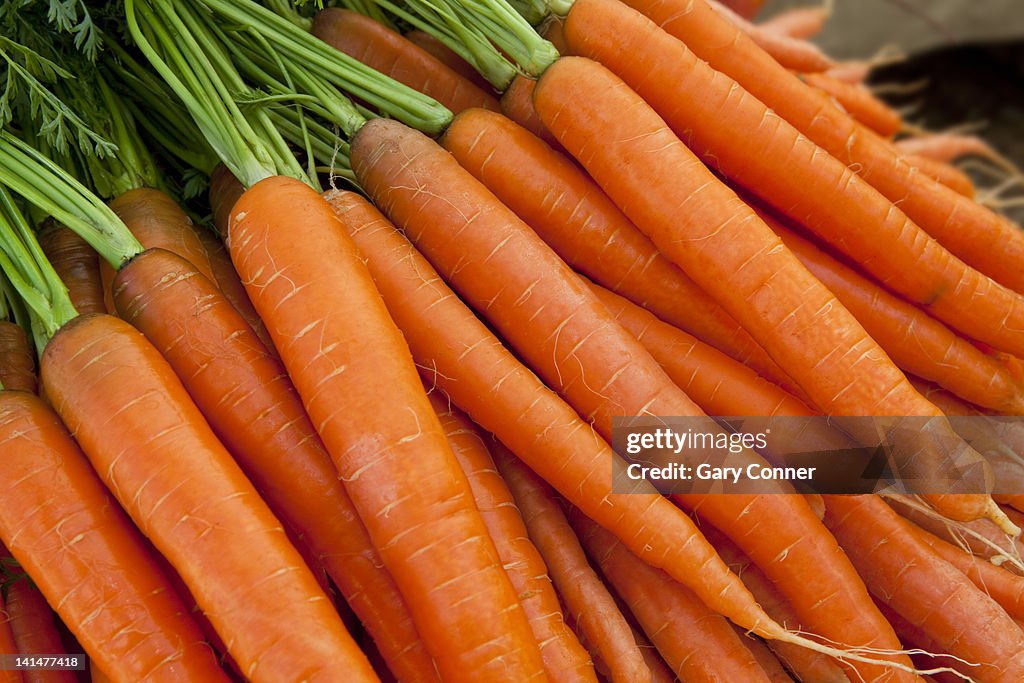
[588, 281, 813, 417]
[759, 5, 831, 39]
[759, 210, 1024, 414]
[566, 0, 1024, 350]
[568, 509, 772, 683]
[37, 225, 106, 315]
[733, 627, 793, 683]
[429, 394, 595, 682]
[894, 133, 1014, 168]
[533, 54, 1000, 529]
[192, 224, 277, 353]
[0, 391, 229, 683]
[825, 494, 1024, 681]
[312, 9, 500, 114]
[109, 189, 215, 282]
[902, 154, 976, 198]
[40, 313, 377, 683]
[704, 527, 849, 683]
[499, 77, 565, 152]
[0, 323, 35, 394]
[403, 29, 495, 91]
[323, 185, 849, 660]
[229, 177, 543, 683]
[620, 0, 1024, 294]
[708, 0, 833, 72]
[440, 106, 796, 394]
[717, 0, 766, 20]
[112, 248, 437, 683]
[493, 447, 650, 683]
[800, 71, 903, 138]
[207, 165, 276, 350]
[825, 59, 872, 84]
[914, 527, 1024, 622]
[3, 570, 77, 683]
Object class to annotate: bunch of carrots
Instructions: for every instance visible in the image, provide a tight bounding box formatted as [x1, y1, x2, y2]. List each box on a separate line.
[1, 0, 1023, 681]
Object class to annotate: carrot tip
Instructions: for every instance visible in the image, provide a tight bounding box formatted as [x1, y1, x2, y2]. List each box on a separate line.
[988, 499, 1022, 538]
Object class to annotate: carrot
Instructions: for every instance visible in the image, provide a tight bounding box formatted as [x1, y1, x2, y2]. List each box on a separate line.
[228, 176, 543, 683]
[619, 0, 1024, 294]
[322, 185, 862, 661]
[588, 281, 814, 418]
[499, 77, 565, 152]
[492, 447, 650, 683]
[758, 5, 831, 39]
[312, 9, 500, 114]
[894, 133, 1016, 170]
[36, 225, 106, 315]
[533, 55, 1001, 530]
[874, 602, 969, 683]
[630, 629, 674, 683]
[568, 508, 772, 683]
[759, 210, 1024, 414]
[717, 0, 766, 19]
[703, 527, 849, 683]
[429, 394, 595, 682]
[40, 313, 377, 683]
[112, 247, 438, 683]
[403, 29, 495, 91]
[734, 627, 794, 683]
[99, 188, 217, 313]
[913, 527, 1024, 623]
[825, 494, 1024, 682]
[206, 165, 276, 351]
[0, 322, 35, 394]
[566, 0, 1024, 352]
[108, 188, 215, 282]
[708, 0, 834, 73]
[902, 154, 976, 198]
[800, 72, 903, 138]
[209, 164, 247, 241]
[440, 107, 796, 394]
[3, 570, 79, 683]
[887, 495, 1024, 573]
[826, 59, 872, 84]
[0, 391, 229, 683]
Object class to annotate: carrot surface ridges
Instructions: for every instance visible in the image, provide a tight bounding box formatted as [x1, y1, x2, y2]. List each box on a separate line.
[825, 494, 1024, 682]
[324, 180, 795, 648]
[568, 0, 1024, 354]
[759, 209, 1024, 414]
[0, 391, 229, 683]
[40, 313, 376, 683]
[112, 248, 437, 683]
[228, 176, 543, 683]
[430, 395, 596, 682]
[570, 510, 772, 682]
[533, 54, 999, 532]
[440, 107, 796, 394]
[312, 8, 499, 114]
[620, 0, 1024, 295]
[348, 121, 923, 679]
[493, 448, 651, 683]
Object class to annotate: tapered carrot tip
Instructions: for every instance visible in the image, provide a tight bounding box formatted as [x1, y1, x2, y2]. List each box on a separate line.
[988, 499, 1021, 537]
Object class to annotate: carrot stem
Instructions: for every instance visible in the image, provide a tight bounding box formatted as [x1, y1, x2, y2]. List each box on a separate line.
[0, 133, 142, 269]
